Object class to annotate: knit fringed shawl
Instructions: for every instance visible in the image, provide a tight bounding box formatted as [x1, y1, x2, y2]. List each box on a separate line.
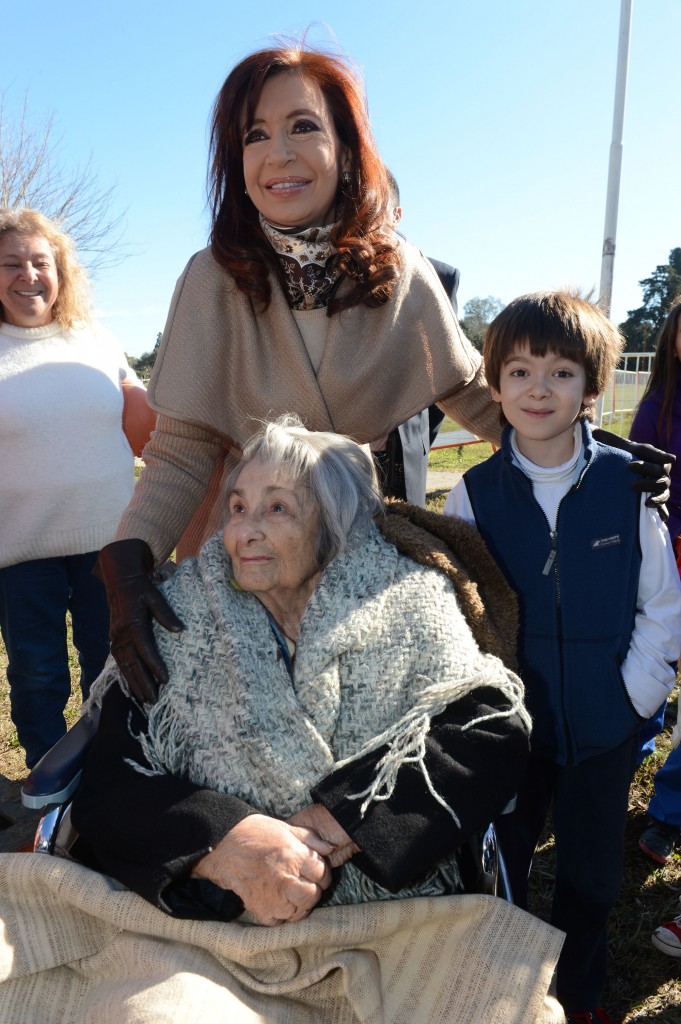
[91, 514, 527, 907]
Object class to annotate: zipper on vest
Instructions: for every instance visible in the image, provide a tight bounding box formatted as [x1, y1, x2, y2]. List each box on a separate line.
[552, 496, 573, 764]
[538, 498, 572, 762]
[542, 532, 557, 575]
[528, 461, 588, 766]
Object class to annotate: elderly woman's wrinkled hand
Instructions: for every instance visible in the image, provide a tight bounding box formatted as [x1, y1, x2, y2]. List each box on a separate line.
[191, 814, 334, 925]
[287, 803, 360, 869]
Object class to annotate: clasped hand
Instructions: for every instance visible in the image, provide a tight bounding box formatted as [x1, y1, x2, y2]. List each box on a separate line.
[192, 807, 358, 926]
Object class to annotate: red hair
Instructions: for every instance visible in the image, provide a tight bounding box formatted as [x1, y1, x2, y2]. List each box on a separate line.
[208, 45, 399, 312]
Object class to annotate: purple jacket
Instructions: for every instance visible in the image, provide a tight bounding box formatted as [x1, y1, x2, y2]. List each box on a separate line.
[630, 378, 681, 541]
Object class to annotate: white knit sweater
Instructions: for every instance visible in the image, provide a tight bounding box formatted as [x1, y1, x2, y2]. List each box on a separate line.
[0, 320, 138, 568]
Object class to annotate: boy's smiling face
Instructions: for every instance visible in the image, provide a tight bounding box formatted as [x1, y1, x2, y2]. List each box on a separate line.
[491, 344, 598, 467]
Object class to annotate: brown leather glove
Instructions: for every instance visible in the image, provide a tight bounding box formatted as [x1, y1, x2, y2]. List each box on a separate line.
[593, 429, 674, 521]
[95, 539, 184, 703]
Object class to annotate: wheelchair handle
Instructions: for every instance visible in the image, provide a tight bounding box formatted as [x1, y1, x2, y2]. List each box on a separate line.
[21, 706, 101, 811]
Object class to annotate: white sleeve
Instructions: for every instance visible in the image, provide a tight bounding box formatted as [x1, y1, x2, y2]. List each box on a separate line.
[443, 478, 476, 525]
[621, 498, 681, 718]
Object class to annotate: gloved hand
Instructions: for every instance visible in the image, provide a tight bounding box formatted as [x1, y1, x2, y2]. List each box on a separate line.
[95, 539, 184, 703]
[592, 429, 674, 520]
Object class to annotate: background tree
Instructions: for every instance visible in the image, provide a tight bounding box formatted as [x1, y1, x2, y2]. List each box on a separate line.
[127, 333, 161, 380]
[459, 296, 505, 351]
[0, 91, 127, 273]
[619, 248, 681, 352]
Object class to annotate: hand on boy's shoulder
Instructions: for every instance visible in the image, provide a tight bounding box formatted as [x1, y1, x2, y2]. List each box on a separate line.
[593, 428, 675, 466]
[593, 428, 673, 519]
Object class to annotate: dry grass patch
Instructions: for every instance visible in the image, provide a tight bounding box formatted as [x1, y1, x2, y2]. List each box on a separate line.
[527, 702, 681, 1022]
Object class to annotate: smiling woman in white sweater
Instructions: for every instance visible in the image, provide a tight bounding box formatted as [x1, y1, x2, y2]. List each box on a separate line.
[0, 208, 149, 768]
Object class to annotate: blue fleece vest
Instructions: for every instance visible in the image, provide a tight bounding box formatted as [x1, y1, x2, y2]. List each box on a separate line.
[464, 422, 642, 765]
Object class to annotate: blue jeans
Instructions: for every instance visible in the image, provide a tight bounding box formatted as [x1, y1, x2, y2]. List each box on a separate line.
[649, 744, 681, 827]
[0, 553, 110, 768]
[638, 700, 668, 763]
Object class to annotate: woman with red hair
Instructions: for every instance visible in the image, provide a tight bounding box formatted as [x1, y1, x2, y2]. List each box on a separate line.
[96, 42, 501, 702]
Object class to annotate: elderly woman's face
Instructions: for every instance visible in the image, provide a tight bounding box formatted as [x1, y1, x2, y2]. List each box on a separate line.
[224, 458, 320, 603]
[242, 71, 350, 231]
[0, 233, 59, 328]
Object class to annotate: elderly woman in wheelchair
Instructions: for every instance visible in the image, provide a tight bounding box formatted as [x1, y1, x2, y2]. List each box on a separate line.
[1, 418, 565, 1023]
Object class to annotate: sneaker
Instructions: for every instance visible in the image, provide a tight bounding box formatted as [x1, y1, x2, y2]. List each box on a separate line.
[652, 912, 681, 957]
[639, 819, 680, 864]
[566, 1011, 613, 1023]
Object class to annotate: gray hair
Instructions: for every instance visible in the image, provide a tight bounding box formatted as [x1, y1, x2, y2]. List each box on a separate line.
[225, 415, 384, 569]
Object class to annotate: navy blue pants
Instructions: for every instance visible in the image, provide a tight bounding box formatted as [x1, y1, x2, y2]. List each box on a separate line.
[495, 734, 639, 1012]
[0, 553, 110, 768]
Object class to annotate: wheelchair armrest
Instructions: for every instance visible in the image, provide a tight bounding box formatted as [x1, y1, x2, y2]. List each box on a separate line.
[21, 706, 101, 810]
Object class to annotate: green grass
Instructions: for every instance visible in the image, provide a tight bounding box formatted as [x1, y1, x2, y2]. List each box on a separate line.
[429, 416, 494, 472]
[428, 441, 496, 473]
[602, 411, 634, 438]
[429, 414, 636, 475]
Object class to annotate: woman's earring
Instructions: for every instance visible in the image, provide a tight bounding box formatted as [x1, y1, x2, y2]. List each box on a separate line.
[342, 170, 351, 186]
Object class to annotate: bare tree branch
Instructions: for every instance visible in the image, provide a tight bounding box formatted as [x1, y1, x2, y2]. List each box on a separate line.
[0, 90, 130, 275]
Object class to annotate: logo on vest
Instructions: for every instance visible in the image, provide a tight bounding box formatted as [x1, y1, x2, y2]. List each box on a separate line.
[591, 533, 621, 550]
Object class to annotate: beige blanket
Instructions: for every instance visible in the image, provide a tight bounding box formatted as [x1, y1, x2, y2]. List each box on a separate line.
[0, 854, 564, 1024]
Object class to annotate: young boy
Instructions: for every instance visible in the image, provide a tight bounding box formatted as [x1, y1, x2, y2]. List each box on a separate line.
[445, 291, 681, 1024]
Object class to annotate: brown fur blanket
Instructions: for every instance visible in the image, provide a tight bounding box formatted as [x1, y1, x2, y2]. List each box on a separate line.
[379, 500, 518, 671]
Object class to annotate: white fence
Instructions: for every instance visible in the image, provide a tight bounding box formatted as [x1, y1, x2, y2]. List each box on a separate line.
[432, 429, 481, 449]
[600, 351, 654, 433]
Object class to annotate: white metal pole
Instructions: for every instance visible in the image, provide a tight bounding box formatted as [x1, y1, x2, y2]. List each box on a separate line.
[597, 0, 633, 427]
[599, 0, 633, 319]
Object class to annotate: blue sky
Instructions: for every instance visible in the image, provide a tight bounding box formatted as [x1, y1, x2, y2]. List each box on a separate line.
[4, 0, 680, 356]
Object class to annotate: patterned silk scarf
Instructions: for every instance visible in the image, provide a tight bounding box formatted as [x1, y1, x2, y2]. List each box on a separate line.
[260, 216, 343, 310]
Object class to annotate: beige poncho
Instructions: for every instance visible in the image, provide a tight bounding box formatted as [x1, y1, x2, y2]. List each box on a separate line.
[117, 240, 500, 562]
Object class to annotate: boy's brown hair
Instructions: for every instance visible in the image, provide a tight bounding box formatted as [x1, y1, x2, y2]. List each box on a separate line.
[483, 291, 624, 421]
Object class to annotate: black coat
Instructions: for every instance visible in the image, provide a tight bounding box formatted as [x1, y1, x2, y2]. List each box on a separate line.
[71, 679, 527, 920]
